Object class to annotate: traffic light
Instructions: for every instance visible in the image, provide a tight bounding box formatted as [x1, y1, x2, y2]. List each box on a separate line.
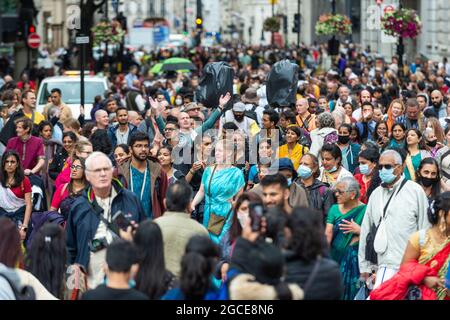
[29, 24, 36, 34]
[196, 17, 203, 30]
[292, 13, 300, 33]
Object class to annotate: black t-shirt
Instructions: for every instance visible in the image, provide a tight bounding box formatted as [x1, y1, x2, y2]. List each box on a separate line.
[82, 285, 149, 300]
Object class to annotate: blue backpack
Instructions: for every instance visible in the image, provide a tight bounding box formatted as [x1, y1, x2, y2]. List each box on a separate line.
[26, 211, 66, 249]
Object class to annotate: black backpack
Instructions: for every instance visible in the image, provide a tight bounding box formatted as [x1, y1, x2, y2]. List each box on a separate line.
[0, 272, 36, 300]
[245, 104, 259, 124]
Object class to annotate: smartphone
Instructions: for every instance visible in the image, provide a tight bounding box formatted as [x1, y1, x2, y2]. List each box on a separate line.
[112, 211, 132, 231]
[249, 203, 264, 232]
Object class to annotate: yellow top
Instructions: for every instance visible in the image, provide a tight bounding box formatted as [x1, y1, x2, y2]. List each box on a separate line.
[278, 143, 309, 171]
[24, 110, 45, 125]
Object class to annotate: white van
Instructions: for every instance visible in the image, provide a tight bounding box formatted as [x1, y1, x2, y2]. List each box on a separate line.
[36, 72, 109, 120]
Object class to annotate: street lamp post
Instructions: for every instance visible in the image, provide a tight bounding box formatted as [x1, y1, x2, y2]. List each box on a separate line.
[183, 0, 187, 32]
[261, 7, 265, 43]
[397, 1, 405, 80]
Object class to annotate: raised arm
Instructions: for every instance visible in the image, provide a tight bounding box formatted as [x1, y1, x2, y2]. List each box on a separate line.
[197, 92, 231, 134]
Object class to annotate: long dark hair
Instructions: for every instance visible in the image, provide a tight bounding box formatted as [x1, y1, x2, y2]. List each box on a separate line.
[68, 156, 88, 195]
[373, 121, 388, 142]
[180, 236, 219, 300]
[229, 192, 263, 244]
[405, 128, 426, 152]
[428, 192, 450, 237]
[0, 150, 25, 188]
[416, 157, 441, 200]
[26, 223, 67, 299]
[0, 217, 23, 268]
[133, 221, 169, 299]
[358, 148, 381, 200]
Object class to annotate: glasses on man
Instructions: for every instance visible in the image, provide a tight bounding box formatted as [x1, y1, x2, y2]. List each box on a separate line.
[86, 167, 112, 174]
[378, 164, 397, 170]
[164, 127, 176, 132]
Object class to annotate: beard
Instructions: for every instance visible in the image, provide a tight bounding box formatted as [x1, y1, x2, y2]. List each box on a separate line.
[432, 100, 442, 108]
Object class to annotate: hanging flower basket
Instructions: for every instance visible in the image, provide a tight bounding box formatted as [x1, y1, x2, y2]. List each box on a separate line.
[91, 20, 126, 47]
[381, 8, 422, 39]
[315, 14, 352, 36]
[263, 17, 280, 33]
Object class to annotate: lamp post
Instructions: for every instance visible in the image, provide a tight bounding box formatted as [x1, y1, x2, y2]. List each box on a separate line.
[329, 0, 339, 56]
[397, 1, 405, 80]
[260, 7, 265, 43]
[183, 0, 187, 32]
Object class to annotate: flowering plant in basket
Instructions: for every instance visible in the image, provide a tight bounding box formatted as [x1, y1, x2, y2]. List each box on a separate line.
[315, 14, 352, 36]
[381, 8, 422, 39]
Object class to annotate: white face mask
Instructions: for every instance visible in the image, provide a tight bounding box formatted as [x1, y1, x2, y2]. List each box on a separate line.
[175, 99, 183, 106]
[237, 211, 249, 228]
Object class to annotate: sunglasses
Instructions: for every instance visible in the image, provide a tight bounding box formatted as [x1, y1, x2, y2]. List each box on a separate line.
[378, 164, 397, 170]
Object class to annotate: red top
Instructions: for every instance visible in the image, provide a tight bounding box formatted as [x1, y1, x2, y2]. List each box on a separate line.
[6, 136, 45, 170]
[354, 173, 370, 204]
[51, 183, 70, 209]
[17, 80, 37, 90]
[10, 177, 32, 199]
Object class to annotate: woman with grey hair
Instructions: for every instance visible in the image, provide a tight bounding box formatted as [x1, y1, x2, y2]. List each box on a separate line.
[309, 112, 338, 158]
[325, 176, 367, 300]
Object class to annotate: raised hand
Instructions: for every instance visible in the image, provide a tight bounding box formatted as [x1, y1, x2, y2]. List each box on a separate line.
[219, 92, 232, 108]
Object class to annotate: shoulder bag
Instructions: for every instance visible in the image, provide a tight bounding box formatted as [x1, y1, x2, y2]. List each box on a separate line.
[365, 179, 407, 264]
[206, 165, 233, 236]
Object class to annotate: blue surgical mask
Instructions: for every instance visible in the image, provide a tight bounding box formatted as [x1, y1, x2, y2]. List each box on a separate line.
[379, 167, 397, 184]
[298, 165, 313, 179]
[287, 178, 292, 186]
[359, 164, 372, 176]
[325, 166, 338, 173]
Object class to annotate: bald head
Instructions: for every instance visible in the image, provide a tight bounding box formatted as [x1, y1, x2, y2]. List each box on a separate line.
[95, 109, 109, 129]
[431, 90, 443, 108]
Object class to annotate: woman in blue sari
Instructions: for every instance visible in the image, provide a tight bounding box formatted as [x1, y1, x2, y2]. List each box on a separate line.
[192, 139, 245, 244]
[325, 176, 366, 300]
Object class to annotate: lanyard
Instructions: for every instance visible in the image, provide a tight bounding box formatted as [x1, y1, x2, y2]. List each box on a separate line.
[130, 164, 148, 201]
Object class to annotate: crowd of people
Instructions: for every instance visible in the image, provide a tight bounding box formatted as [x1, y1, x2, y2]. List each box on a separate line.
[0, 42, 449, 301]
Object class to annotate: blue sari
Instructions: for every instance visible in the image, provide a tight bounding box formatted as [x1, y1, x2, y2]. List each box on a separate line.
[327, 204, 366, 300]
[202, 166, 245, 244]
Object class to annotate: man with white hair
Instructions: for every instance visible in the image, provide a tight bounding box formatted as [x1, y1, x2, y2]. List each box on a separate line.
[358, 149, 430, 290]
[66, 151, 145, 288]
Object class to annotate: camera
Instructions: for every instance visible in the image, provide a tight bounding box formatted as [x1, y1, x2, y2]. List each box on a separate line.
[89, 237, 107, 253]
[112, 211, 133, 231]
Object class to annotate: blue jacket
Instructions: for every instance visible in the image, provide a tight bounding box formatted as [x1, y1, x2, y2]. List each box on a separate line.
[107, 123, 138, 148]
[66, 179, 145, 269]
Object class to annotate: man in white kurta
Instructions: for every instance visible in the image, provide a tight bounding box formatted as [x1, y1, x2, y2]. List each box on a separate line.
[358, 150, 431, 289]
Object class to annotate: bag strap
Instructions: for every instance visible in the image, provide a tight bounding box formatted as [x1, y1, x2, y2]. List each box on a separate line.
[207, 165, 218, 198]
[303, 256, 322, 294]
[381, 178, 408, 221]
[440, 149, 450, 168]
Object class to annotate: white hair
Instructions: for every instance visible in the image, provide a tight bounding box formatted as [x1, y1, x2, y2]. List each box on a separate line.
[85, 151, 113, 171]
[95, 109, 107, 120]
[381, 149, 403, 165]
[337, 176, 361, 198]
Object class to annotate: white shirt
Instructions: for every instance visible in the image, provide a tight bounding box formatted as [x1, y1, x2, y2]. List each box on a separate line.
[358, 177, 431, 273]
[116, 127, 130, 145]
